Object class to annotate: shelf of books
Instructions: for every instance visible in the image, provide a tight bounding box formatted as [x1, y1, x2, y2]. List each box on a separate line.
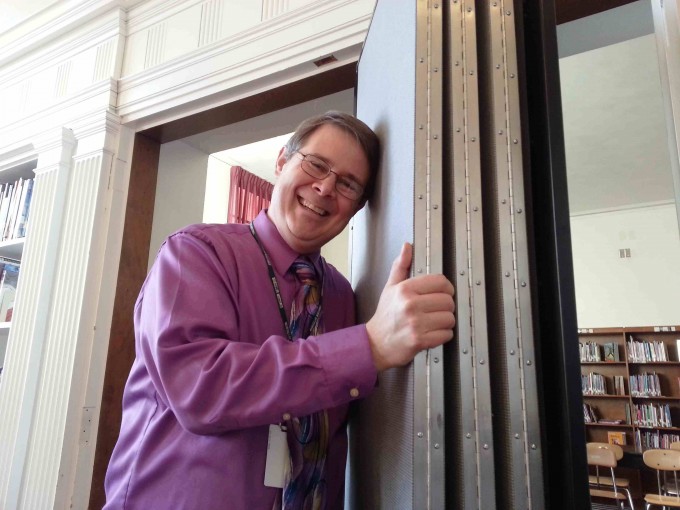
[0, 170, 35, 383]
[580, 326, 680, 452]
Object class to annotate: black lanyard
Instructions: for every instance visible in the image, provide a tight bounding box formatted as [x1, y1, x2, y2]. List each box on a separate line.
[249, 222, 323, 341]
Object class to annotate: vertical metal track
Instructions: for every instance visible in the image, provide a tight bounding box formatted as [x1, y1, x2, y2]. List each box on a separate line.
[479, 0, 545, 508]
[414, 0, 445, 508]
[446, 0, 496, 508]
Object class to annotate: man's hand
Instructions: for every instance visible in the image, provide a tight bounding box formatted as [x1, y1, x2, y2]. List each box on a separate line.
[366, 243, 456, 372]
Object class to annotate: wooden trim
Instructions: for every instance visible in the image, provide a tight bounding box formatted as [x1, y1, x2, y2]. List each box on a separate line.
[555, 0, 638, 25]
[89, 133, 160, 510]
[140, 62, 357, 144]
[579, 327, 680, 335]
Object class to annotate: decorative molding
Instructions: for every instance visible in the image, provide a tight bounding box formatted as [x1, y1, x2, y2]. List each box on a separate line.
[0, 79, 117, 150]
[0, 2, 126, 71]
[55, 61, 72, 99]
[126, 0, 206, 34]
[94, 39, 116, 81]
[198, 0, 223, 47]
[144, 22, 167, 68]
[262, 0, 290, 20]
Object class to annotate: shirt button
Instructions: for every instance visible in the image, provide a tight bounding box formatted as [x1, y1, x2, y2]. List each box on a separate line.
[282, 413, 291, 421]
[350, 388, 360, 398]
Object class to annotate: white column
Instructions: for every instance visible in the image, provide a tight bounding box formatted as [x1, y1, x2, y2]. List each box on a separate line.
[0, 127, 76, 510]
[16, 111, 122, 509]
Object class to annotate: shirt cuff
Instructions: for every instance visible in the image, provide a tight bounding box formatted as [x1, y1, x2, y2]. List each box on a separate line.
[315, 324, 378, 406]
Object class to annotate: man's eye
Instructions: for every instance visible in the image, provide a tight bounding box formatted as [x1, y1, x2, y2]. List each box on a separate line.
[338, 179, 356, 192]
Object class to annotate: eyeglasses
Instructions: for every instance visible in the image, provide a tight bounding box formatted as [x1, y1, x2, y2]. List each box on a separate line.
[295, 151, 365, 201]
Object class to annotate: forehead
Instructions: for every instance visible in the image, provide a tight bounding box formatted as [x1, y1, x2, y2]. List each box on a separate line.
[300, 125, 370, 182]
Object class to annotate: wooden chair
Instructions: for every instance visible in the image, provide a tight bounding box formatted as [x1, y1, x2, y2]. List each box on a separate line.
[661, 442, 680, 497]
[587, 442, 636, 509]
[642, 448, 680, 509]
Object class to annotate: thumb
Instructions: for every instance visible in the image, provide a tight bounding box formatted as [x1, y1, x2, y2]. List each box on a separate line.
[385, 242, 413, 287]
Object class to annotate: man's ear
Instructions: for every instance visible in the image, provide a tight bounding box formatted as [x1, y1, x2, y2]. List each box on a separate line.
[274, 147, 287, 177]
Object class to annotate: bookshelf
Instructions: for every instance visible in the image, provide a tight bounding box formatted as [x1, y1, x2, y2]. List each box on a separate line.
[580, 326, 680, 452]
[0, 161, 36, 379]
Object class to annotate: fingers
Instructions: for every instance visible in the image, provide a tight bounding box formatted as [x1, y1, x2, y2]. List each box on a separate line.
[385, 243, 413, 287]
[402, 273, 455, 296]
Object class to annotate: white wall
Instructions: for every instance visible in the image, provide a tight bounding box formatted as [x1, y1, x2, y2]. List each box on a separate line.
[571, 203, 680, 327]
[148, 140, 209, 268]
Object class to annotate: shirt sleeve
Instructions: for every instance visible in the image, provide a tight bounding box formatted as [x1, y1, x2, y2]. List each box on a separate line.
[134, 230, 378, 435]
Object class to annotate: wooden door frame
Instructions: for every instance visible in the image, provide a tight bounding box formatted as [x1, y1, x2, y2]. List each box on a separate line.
[88, 63, 357, 509]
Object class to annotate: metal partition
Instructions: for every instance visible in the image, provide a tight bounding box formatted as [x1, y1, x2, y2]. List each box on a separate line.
[349, 0, 586, 508]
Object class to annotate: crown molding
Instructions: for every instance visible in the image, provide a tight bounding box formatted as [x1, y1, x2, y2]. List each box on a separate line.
[117, 6, 371, 126]
[0, 10, 125, 87]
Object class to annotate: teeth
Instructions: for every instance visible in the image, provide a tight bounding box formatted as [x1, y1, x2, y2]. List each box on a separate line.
[300, 198, 327, 216]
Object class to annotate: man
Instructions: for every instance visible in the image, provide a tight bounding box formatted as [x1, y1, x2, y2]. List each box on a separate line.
[104, 111, 455, 509]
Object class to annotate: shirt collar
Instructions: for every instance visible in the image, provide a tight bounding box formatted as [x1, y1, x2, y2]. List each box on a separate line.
[252, 210, 323, 276]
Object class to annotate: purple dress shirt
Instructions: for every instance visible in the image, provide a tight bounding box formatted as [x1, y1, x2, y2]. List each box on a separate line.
[104, 211, 377, 509]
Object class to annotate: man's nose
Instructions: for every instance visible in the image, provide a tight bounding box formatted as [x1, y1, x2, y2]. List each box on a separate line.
[313, 172, 337, 197]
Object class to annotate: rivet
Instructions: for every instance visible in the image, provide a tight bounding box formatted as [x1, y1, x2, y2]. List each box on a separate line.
[506, 10, 511, 15]
[456, 127, 461, 132]
[469, 70, 474, 75]
[501, 199, 507, 204]
[473, 206, 478, 212]
[420, 58, 424, 63]
[418, 268, 423, 273]
[433, 204, 439, 209]
[510, 349, 515, 355]
[471, 137, 476, 142]
[515, 433, 520, 439]
[434, 357, 439, 363]
[496, 64, 500, 69]
[498, 130, 503, 135]
[467, 7, 472, 12]
[510, 73, 515, 78]
[526, 360, 532, 366]
[455, 61, 460, 66]
[418, 432, 424, 438]
[418, 194, 423, 199]
[434, 3, 439, 7]
[513, 139, 518, 144]
[480, 359, 485, 365]
[459, 270, 465, 275]
[505, 272, 510, 277]
[476, 280, 481, 285]
[521, 281, 527, 287]
[434, 443, 440, 449]
[531, 444, 537, 450]
[419, 124, 424, 130]
[457, 197, 463, 202]
[433, 134, 439, 139]
[493, 1, 498, 5]
[434, 67, 439, 72]
[483, 444, 489, 450]
[517, 208, 523, 213]
[466, 433, 472, 439]
[462, 348, 468, 354]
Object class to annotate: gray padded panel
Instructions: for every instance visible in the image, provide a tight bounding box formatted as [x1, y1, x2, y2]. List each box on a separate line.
[346, 0, 416, 508]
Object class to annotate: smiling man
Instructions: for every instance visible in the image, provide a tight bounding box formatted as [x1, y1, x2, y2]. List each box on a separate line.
[103, 111, 455, 510]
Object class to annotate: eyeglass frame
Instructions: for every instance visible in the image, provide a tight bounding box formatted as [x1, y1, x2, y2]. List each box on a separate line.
[293, 151, 365, 201]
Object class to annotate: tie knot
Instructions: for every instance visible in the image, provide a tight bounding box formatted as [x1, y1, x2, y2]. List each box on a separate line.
[290, 257, 318, 286]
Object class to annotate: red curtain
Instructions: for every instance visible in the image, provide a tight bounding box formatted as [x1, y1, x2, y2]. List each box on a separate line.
[227, 166, 274, 224]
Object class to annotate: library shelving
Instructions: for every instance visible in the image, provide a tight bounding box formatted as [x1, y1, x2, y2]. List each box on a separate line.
[579, 326, 680, 452]
[0, 160, 36, 380]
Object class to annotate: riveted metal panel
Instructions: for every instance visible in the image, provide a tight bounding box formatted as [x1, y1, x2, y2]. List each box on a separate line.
[476, 1, 545, 508]
[443, 0, 496, 508]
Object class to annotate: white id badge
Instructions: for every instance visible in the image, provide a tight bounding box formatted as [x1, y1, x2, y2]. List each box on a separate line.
[264, 424, 290, 488]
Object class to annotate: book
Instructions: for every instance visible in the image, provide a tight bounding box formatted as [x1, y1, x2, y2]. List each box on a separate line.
[608, 431, 627, 446]
[603, 342, 619, 362]
[0, 262, 19, 322]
